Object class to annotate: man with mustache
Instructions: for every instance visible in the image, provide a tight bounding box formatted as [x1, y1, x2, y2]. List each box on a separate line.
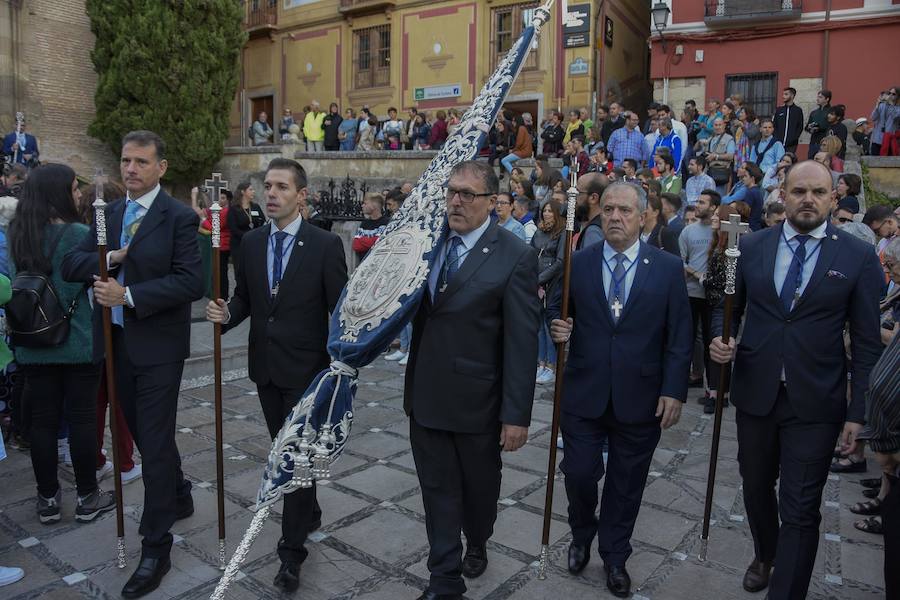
[206, 158, 347, 594]
[404, 160, 539, 600]
[710, 160, 883, 599]
[549, 182, 692, 598]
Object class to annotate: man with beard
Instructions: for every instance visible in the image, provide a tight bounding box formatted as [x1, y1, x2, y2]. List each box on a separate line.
[710, 161, 883, 599]
[405, 160, 538, 600]
[549, 182, 692, 598]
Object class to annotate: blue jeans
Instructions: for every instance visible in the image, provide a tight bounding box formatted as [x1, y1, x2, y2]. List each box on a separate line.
[538, 317, 556, 365]
[501, 153, 521, 173]
[399, 323, 412, 353]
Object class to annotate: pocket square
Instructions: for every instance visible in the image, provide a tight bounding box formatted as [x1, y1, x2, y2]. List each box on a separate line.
[826, 270, 847, 279]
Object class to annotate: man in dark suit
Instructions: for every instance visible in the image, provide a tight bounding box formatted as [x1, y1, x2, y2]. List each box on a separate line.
[206, 158, 347, 594]
[62, 130, 204, 598]
[549, 182, 692, 598]
[404, 160, 539, 600]
[710, 160, 883, 599]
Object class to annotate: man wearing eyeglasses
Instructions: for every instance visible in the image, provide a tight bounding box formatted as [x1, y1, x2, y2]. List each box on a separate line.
[832, 206, 856, 227]
[403, 160, 539, 600]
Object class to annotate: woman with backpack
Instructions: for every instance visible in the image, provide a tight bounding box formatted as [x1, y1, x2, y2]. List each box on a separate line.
[8, 163, 115, 524]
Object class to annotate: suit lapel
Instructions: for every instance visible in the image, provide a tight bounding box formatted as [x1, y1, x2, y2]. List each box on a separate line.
[256, 224, 275, 309]
[271, 220, 310, 311]
[107, 200, 126, 251]
[127, 192, 167, 251]
[433, 224, 498, 308]
[793, 225, 839, 311]
[619, 242, 651, 324]
[764, 224, 784, 314]
[588, 243, 614, 326]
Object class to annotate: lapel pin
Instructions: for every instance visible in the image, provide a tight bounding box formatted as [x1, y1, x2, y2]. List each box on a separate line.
[298, 240, 304, 247]
[831, 234, 838, 240]
[643, 258, 650, 264]
[482, 247, 489, 254]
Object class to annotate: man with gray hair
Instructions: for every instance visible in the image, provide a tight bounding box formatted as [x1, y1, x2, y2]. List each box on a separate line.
[652, 117, 684, 174]
[549, 182, 692, 598]
[405, 160, 539, 600]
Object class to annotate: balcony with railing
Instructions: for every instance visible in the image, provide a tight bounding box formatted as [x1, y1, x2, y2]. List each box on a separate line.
[338, 0, 398, 18]
[244, 0, 278, 37]
[704, 0, 802, 26]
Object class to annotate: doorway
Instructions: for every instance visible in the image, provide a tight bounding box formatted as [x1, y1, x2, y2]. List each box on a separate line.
[250, 95, 274, 129]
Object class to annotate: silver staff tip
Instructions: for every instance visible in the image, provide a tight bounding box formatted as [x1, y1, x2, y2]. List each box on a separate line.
[698, 535, 709, 562]
[537, 545, 550, 580]
[117, 537, 127, 568]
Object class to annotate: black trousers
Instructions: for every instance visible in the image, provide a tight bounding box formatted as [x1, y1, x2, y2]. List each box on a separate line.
[24, 363, 101, 498]
[736, 384, 841, 600]
[256, 383, 321, 565]
[409, 417, 501, 596]
[560, 405, 660, 567]
[883, 473, 899, 599]
[112, 328, 192, 559]
[689, 296, 719, 391]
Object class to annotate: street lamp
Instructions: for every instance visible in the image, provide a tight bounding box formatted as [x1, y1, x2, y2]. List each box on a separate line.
[651, 2, 671, 51]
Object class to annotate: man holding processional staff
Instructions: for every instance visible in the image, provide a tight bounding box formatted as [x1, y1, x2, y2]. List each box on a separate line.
[63, 130, 204, 599]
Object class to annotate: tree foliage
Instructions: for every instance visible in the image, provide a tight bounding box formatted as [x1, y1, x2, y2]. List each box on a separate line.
[87, 0, 245, 184]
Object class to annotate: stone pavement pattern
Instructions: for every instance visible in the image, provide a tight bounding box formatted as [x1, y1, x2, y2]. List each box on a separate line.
[0, 358, 887, 599]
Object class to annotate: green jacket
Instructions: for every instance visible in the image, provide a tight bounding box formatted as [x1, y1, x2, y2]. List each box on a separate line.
[0, 275, 13, 369]
[10, 223, 93, 365]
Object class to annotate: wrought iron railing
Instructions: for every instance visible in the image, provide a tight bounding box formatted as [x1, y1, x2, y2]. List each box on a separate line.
[315, 176, 369, 221]
[245, 0, 277, 29]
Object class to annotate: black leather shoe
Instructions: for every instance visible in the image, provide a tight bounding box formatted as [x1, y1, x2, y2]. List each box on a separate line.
[604, 564, 631, 598]
[567, 542, 590, 574]
[308, 517, 322, 533]
[121, 556, 171, 598]
[273, 561, 300, 593]
[462, 544, 488, 578]
[415, 592, 463, 600]
[175, 494, 194, 521]
[742, 558, 772, 593]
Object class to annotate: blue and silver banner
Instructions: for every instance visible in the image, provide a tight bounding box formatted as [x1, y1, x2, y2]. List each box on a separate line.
[256, 1, 556, 510]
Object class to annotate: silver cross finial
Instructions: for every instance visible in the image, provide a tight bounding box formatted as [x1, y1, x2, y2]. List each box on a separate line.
[721, 214, 750, 250]
[205, 173, 230, 207]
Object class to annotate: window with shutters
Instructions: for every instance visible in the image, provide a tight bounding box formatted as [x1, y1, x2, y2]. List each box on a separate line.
[353, 24, 391, 90]
[490, 2, 539, 71]
[725, 72, 778, 120]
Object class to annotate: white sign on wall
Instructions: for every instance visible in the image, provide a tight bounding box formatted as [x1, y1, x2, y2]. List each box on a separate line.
[414, 84, 462, 101]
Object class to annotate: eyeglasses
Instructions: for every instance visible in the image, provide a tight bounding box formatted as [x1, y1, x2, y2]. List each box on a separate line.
[496, 200, 511, 206]
[445, 187, 493, 204]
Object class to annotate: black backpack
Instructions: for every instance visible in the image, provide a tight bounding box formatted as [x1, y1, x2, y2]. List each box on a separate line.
[6, 225, 82, 347]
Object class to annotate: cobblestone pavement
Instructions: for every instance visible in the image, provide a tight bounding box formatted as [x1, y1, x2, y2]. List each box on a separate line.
[0, 357, 887, 599]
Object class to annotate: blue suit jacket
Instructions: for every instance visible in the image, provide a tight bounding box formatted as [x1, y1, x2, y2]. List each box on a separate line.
[62, 190, 204, 366]
[548, 241, 692, 424]
[2, 132, 39, 164]
[711, 222, 883, 424]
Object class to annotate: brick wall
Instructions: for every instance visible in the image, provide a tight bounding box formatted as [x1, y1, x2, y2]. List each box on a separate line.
[15, 0, 116, 177]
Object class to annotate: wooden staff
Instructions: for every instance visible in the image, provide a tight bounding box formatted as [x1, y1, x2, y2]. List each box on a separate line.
[205, 172, 229, 570]
[537, 169, 578, 579]
[92, 169, 127, 568]
[699, 214, 749, 561]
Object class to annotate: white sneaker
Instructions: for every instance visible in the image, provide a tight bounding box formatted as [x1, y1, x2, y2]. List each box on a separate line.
[0, 566, 24, 587]
[398, 353, 409, 366]
[536, 368, 554, 385]
[96, 461, 114, 481]
[121, 463, 143, 485]
[556, 435, 564, 450]
[385, 350, 406, 361]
